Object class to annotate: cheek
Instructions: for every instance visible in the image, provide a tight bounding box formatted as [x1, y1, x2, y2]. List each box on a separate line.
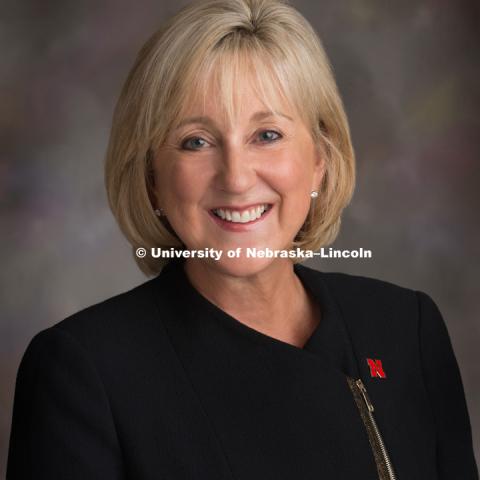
[266, 152, 313, 229]
[162, 159, 211, 210]
[267, 152, 312, 196]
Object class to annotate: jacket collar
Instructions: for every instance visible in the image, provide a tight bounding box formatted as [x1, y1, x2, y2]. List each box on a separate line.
[155, 257, 361, 379]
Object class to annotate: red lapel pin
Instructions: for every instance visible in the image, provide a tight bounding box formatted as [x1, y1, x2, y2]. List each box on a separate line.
[367, 358, 387, 378]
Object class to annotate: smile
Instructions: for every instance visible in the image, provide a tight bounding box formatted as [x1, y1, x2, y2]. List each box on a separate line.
[211, 203, 272, 223]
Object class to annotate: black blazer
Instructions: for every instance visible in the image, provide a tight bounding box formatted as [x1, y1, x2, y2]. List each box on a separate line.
[7, 258, 478, 479]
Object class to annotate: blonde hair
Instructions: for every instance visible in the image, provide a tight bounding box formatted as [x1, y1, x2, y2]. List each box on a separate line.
[105, 0, 355, 276]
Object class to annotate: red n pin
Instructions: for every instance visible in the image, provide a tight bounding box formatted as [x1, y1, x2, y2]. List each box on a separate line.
[367, 358, 387, 378]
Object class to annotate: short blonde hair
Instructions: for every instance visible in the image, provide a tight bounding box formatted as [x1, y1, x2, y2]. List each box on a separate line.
[105, 0, 355, 276]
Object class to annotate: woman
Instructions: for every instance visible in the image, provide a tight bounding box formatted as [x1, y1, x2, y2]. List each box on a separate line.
[7, 0, 478, 479]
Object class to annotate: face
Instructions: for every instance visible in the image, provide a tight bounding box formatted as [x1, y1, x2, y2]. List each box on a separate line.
[152, 74, 325, 277]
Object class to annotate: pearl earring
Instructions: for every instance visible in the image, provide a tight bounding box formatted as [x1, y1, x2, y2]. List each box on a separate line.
[154, 208, 165, 217]
[310, 191, 318, 198]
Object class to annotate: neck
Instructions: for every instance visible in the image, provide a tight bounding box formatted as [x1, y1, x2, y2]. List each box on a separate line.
[183, 258, 318, 345]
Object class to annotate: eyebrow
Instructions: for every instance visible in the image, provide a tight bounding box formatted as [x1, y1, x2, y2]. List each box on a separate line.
[174, 110, 293, 130]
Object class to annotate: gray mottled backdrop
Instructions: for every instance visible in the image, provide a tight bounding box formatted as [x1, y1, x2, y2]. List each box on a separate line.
[1, 0, 479, 475]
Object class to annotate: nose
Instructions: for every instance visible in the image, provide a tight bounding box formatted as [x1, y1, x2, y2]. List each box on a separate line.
[214, 142, 257, 194]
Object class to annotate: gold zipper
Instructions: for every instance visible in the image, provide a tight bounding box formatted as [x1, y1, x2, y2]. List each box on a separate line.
[346, 376, 397, 480]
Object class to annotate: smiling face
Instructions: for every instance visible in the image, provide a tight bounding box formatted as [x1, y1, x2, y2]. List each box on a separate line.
[152, 71, 325, 277]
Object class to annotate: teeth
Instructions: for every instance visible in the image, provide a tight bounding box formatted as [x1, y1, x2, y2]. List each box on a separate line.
[213, 204, 270, 223]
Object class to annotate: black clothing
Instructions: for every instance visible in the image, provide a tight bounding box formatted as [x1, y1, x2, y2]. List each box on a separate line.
[7, 258, 479, 479]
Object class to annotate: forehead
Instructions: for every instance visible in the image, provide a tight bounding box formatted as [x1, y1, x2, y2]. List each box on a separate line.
[176, 55, 298, 128]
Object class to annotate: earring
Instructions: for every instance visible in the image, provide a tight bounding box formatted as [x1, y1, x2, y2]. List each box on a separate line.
[154, 208, 165, 217]
[310, 191, 318, 198]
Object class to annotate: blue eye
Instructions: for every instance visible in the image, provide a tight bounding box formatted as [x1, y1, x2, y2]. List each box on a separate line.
[180, 129, 282, 151]
[258, 130, 282, 143]
[181, 137, 208, 151]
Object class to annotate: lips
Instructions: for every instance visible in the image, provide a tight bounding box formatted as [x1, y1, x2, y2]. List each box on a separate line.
[210, 203, 272, 224]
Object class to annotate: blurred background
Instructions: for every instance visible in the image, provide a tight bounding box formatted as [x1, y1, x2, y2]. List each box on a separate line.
[1, 0, 479, 475]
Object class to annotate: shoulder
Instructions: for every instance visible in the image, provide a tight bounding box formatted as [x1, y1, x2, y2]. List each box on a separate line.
[24, 275, 173, 375]
[321, 269, 418, 306]
[320, 269, 443, 323]
[298, 264, 440, 336]
[52, 276, 159, 341]
[300, 263, 420, 307]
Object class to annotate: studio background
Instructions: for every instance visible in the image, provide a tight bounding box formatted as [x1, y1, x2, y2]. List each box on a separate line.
[1, 0, 479, 476]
